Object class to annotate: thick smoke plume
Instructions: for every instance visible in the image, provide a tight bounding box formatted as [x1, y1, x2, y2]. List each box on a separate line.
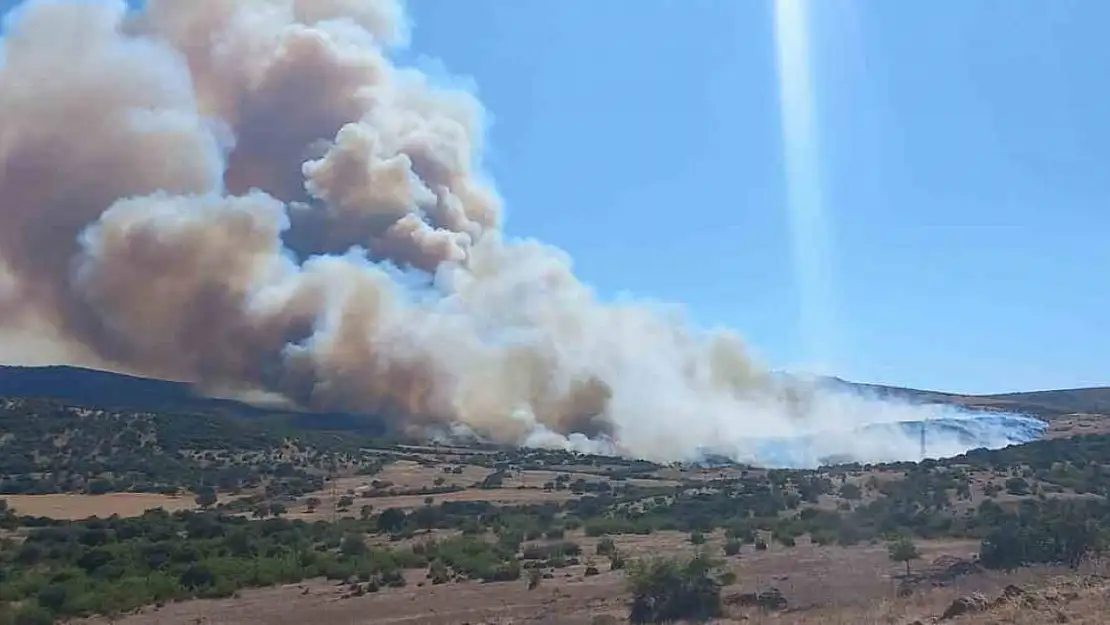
[0, 0, 1038, 466]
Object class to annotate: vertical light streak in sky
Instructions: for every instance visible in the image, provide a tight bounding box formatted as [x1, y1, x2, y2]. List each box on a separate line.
[772, 0, 837, 373]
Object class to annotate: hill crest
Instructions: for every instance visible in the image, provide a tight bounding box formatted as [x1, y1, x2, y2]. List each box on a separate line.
[0, 364, 1106, 430]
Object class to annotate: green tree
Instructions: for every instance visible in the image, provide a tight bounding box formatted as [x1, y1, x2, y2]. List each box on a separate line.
[838, 482, 862, 500]
[1005, 477, 1030, 496]
[377, 507, 406, 533]
[887, 535, 921, 576]
[194, 487, 217, 509]
[340, 533, 368, 557]
[723, 539, 741, 556]
[627, 553, 724, 624]
[596, 537, 616, 556]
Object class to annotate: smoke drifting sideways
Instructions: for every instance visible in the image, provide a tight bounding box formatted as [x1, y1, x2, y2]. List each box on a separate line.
[0, 0, 1043, 468]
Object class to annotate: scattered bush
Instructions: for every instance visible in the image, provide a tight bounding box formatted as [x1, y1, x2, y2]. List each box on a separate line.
[627, 554, 724, 624]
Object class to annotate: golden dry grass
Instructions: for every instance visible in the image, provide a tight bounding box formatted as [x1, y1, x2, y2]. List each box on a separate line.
[373, 460, 492, 488]
[3, 493, 196, 519]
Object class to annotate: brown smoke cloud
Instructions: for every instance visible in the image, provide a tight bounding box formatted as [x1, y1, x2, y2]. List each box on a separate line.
[0, 0, 989, 465]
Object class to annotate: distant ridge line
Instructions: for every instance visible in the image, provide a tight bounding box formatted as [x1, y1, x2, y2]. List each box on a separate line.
[0, 364, 1106, 423]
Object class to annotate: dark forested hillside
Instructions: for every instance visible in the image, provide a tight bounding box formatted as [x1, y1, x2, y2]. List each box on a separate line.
[0, 365, 253, 414]
[0, 365, 391, 435]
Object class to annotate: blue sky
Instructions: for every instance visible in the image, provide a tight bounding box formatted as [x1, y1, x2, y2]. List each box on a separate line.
[3, 1, 1107, 395]
[401, 0, 1109, 394]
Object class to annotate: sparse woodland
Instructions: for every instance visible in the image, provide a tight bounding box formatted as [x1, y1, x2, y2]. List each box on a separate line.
[1, 398, 1110, 623]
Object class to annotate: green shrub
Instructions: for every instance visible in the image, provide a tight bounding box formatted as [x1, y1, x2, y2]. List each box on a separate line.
[627, 553, 723, 624]
[723, 539, 741, 556]
[596, 537, 616, 556]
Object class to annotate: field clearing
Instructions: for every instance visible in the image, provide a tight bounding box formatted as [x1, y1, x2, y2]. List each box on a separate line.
[372, 460, 492, 488]
[3, 493, 196, 519]
[75, 536, 1085, 625]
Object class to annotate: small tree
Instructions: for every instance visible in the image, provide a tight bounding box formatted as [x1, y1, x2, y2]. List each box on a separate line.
[377, 507, 407, 533]
[597, 537, 616, 556]
[627, 553, 724, 624]
[1005, 477, 1030, 496]
[340, 533, 368, 557]
[194, 487, 217, 510]
[723, 539, 741, 556]
[887, 535, 921, 576]
[838, 482, 862, 500]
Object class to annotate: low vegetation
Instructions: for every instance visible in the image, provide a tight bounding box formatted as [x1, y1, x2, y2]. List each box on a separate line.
[627, 552, 725, 623]
[1, 390, 1110, 622]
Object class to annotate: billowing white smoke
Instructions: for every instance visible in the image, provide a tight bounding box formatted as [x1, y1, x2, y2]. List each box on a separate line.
[0, 0, 1042, 467]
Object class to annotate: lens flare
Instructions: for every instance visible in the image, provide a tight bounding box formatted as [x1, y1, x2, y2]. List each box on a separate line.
[772, 0, 837, 373]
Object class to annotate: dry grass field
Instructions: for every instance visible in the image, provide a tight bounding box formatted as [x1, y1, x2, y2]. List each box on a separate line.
[2, 493, 197, 519]
[1045, 413, 1110, 438]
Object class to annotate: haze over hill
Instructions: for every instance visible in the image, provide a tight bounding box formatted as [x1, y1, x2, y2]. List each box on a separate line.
[2, 364, 1103, 467]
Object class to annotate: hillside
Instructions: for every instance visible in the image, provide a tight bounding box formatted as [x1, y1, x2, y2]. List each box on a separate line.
[0, 365, 235, 414]
[3, 390, 1110, 624]
[0, 365, 391, 435]
[2, 365, 1105, 429]
[3, 370, 1110, 624]
[824, 377, 1110, 420]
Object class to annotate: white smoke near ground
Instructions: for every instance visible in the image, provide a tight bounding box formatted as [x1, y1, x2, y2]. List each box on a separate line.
[0, 0, 1043, 467]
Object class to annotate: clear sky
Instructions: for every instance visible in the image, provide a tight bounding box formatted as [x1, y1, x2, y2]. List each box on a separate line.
[2, 0, 1107, 395]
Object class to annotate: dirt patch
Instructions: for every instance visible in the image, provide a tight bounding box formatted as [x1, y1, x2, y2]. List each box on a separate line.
[3, 493, 196, 520]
